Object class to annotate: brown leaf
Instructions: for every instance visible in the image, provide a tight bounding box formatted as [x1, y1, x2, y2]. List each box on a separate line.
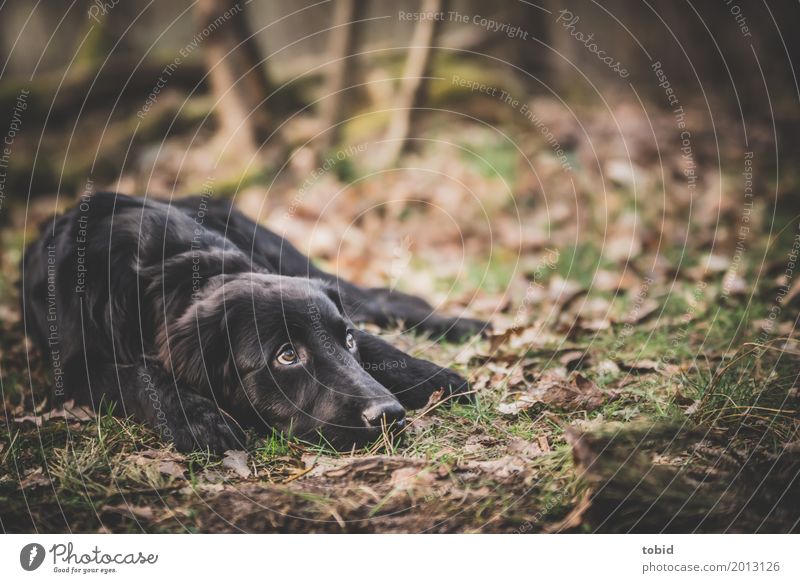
[559, 350, 590, 370]
[465, 434, 501, 454]
[222, 450, 252, 479]
[498, 371, 612, 415]
[507, 438, 545, 458]
[619, 299, 660, 324]
[592, 269, 640, 292]
[13, 400, 95, 427]
[544, 490, 592, 533]
[485, 326, 524, 352]
[617, 359, 679, 376]
[103, 504, 155, 521]
[389, 467, 437, 492]
[19, 467, 51, 490]
[157, 461, 186, 480]
[537, 435, 551, 453]
[128, 450, 186, 480]
[136, 448, 184, 460]
[549, 276, 585, 307]
[462, 456, 527, 479]
[578, 318, 611, 332]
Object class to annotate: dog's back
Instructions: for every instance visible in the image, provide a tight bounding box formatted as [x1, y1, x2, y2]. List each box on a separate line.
[20, 193, 234, 399]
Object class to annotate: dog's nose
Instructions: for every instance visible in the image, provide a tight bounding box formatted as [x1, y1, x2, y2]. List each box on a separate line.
[362, 400, 406, 429]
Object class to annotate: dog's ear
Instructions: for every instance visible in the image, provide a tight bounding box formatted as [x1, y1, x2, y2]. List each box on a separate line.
[320, 282, 346, 316]
[159, 299, 230, 398]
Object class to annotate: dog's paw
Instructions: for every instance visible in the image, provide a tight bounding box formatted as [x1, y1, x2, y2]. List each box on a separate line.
[428, 366, 472, 403]
[168, 408, 246, 453]
[447, 317, 492, 341]
[396, 363, 472, 409]
[427, 316, 491, 342]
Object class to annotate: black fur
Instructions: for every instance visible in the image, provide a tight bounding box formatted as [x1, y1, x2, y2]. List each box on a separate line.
[21, 192, 487, 452]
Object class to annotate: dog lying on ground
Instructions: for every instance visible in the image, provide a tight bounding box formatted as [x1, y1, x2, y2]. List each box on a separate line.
[21, 192, 487, 452]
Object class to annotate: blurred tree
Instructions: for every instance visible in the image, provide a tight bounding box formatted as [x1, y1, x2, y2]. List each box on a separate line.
[374, 0, 446, 169]
[195, 0, 273, 156]
[317, 0, 366, 155]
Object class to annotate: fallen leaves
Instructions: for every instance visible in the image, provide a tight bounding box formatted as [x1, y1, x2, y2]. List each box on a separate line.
[157, 461, 186, 480]
[616, 359, 680, 376]
[498, 371, 615, 415]
[13, 400, 95, 426]
[102, 504, 155, 521]
[128, 449, 187, 480]
[19, 467, 51, 489]
[461, 456, 527, 479]
[507, 437, 546, 458]
[222, 450, 252, 479]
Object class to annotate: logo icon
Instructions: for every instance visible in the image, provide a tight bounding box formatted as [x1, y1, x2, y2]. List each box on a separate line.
[20, 543, 46, 571]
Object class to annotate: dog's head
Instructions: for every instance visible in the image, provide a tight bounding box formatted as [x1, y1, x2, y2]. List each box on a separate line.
[161, 273, 405, 449]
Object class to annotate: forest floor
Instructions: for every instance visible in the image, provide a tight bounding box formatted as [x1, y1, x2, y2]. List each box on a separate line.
[1, 98, 799, 533]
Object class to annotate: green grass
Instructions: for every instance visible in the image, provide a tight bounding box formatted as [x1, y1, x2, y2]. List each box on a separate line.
[686, 341, 799, 448]
[2, 186, 799, 532]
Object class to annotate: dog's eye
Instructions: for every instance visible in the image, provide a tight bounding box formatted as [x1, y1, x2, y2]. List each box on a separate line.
[275, 344, 300, 366]
[345, 331, 356, 350]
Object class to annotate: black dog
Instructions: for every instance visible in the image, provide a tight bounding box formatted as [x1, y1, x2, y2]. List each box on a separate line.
[21, 192, 486, 452]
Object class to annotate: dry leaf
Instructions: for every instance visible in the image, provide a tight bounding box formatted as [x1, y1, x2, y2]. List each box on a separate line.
[222, 450, 252, 479]
[157, 461, 186, 480]
[596, 360, 621, 375]
[498, 371, 613, 415]
[13, 400, 95, 426]
[465, 434, 500, 454]
[19, 467, 51, 490]
[537, 435, 551, 453]
[559, 350, 590, 370]
[619, 299, 660, 324]
[462, 456, 527, 479]
[390, 467, 436, 492]
[103, 504, 155, 521]
[507, 438, 544, 458]
[617, 359, 679, 376]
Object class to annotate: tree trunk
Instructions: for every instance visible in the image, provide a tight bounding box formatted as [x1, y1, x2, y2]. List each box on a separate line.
[317, 0, 366, 154]
[374, 0, 444, 169]
[195, 0, 272, 155]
